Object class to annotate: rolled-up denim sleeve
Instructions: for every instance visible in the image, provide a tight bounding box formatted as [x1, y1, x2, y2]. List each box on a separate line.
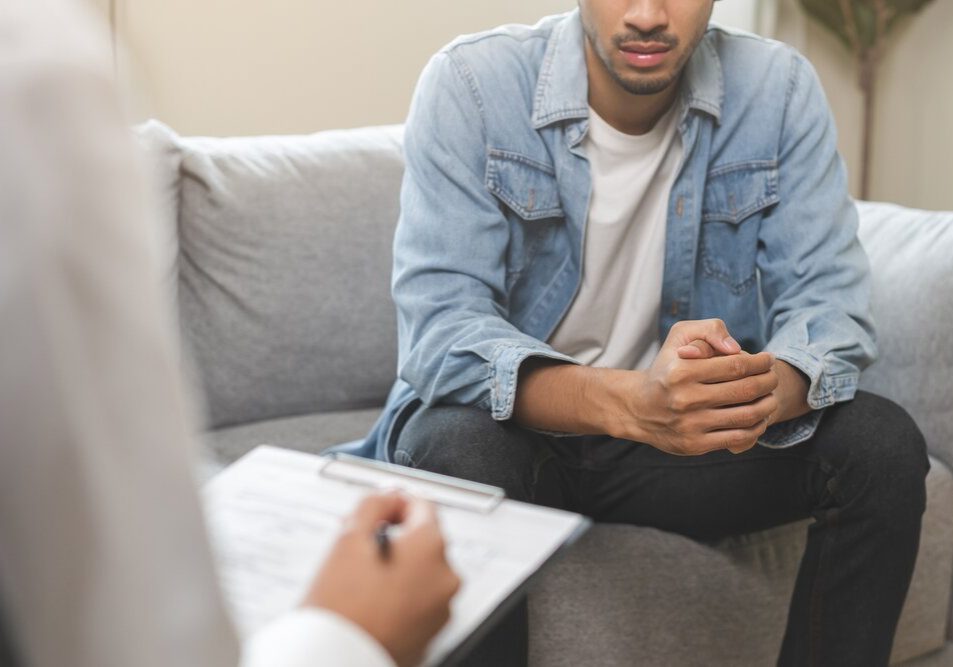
[757, 53, 877, 449]
[393, 51, 577, 421]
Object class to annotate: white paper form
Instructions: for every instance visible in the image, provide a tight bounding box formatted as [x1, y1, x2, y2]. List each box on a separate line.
[204, 446, 588, 666]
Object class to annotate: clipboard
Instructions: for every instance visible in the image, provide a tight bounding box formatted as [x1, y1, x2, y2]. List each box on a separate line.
[204, 445, 591, 666]
[319, 452, 506, 513]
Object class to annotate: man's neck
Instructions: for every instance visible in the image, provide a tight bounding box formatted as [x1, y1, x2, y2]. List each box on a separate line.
[585, 41, 681, 136]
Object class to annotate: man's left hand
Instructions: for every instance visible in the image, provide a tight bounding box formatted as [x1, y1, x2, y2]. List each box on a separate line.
[677, 339, 811, 453]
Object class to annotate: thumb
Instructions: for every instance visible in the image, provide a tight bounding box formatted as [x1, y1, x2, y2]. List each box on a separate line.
[676, 339, 718, 360]
[666, 319, 741, 356]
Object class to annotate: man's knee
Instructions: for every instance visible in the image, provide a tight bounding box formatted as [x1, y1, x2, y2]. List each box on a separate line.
[835, 392, 930, 516]
[394, 404, 540, 499]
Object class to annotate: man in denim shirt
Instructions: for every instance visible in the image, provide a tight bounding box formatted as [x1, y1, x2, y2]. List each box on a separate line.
[358, 2, 930, 664]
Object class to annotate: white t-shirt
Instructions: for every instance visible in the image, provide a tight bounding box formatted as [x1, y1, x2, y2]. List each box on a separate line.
[0, 1, 392, 666]
[548, 105, 682, 371]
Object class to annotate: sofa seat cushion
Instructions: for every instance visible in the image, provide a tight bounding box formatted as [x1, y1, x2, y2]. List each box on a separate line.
[204, 407, 381, 468]
[528, 455, 953, 666]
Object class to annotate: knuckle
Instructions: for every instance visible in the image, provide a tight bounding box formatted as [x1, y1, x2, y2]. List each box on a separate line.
[741, 378, 766, 403]
[667, 364, 691, 386]
[668, 394, 690, 413]
[672, 413, 692, 433]
[726, 384, 749, 405]
[730, 357, 747, 378]
[725, 435, 749, 451]
[733, 408, 756, 427]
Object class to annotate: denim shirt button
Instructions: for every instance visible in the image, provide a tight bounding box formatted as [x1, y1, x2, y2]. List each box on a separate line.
[670, 300, 679, 316]
[676, 196, 685, 217]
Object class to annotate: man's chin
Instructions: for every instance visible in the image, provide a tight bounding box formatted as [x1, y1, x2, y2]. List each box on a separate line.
[613, 72, 677, 96]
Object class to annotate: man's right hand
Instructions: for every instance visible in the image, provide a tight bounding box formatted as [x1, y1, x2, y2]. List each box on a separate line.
[618, 319, 778, 456]
[303, 493, 461, 667]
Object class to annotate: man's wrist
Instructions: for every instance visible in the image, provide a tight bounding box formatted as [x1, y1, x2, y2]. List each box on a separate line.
[769, 360, 811, 426]
[599, 367, 650, 442]
[514, 361, 644, 438]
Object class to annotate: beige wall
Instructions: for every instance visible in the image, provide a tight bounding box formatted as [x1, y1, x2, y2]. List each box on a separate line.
[110, 1, 573, 137]
[776, 0, 953, 210]
[100, 0, 951, 209]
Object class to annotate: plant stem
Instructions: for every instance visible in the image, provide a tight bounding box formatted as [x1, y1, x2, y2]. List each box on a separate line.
[859, 51, 876, 201]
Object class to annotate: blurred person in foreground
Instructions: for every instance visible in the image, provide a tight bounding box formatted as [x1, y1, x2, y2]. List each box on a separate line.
[0, 1, 459, 666]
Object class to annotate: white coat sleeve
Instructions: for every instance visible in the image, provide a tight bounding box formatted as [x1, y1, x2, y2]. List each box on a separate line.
[244, 609, 397, 667]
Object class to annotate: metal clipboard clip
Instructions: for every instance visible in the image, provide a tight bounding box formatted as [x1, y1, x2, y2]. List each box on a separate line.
[319, 452, 505, 514]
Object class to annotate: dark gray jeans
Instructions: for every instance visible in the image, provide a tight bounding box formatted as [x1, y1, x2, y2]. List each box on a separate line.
[394, 391, 929, 667]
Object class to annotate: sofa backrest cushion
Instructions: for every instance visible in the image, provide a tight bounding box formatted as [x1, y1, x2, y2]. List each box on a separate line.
[176, 126, 404, 429]
[857, 201, 953, 471]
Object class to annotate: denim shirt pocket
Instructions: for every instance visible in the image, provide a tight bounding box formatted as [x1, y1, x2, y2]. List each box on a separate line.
[486, 149, 565, 283]
[486, 149, 565, 220]
[700, 161, 779, 294]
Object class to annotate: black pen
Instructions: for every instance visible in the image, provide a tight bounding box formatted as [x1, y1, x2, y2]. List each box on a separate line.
[375, 524, 391, 561]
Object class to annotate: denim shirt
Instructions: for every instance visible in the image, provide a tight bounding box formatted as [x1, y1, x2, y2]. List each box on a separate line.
[350, 10, 876, 462]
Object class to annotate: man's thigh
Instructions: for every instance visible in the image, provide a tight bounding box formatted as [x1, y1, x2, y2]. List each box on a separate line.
[578, 391, 928, 542]
[393, 404, 578, 509]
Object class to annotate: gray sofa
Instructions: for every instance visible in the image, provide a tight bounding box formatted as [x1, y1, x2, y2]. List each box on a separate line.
[137, 121, 953, 666]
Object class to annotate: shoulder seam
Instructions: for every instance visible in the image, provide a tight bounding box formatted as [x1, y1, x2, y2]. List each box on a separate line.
[445, 50, 487, 140]
[440, 27, 550, 55]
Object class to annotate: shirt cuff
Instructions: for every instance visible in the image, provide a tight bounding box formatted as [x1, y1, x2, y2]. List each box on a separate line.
[488, 343, 580, 421]
[757, 343, 857, 449]
[764, 343, 858, 410]
[242, 608, 396, 667]
[758, 408, 826, 449]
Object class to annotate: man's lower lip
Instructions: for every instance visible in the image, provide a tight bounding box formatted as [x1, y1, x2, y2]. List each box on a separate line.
[620, 49, 669, 68]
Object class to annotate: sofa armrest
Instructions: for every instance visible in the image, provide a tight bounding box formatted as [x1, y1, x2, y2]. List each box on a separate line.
[856, 201, 953, 475]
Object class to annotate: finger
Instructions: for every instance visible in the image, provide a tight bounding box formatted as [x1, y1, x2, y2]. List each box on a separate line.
[697, 394, 778, 432]
[693, 351, 775, 384]
[689, 371, 779, 408]
[668, 319, 741, 356]
[676, 339, 718, 359]
[727, 439, 759, 455]
[346, 492, 409, 533]
[694, 420, 769, 455]
[399, 497, 438, 528]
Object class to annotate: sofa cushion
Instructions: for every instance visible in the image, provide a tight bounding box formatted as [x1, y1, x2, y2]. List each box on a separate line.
[528, 456, 953, 666]
[177, 126, 404, 428]
[204, 407, 381, 466]
[856, 202, 953, 472]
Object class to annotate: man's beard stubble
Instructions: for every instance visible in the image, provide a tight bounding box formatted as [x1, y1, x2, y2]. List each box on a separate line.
[585, 25, 699, 96]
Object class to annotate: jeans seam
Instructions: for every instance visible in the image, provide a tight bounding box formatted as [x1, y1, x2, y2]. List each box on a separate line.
[808, 507, 838, 667]
[575, 451, 828, 474]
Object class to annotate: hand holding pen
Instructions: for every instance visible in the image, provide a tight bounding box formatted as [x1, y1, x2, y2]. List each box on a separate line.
[303, 493, 461, 667]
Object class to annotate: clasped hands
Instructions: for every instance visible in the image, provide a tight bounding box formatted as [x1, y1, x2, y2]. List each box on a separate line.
[619, 319, 803, 456]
